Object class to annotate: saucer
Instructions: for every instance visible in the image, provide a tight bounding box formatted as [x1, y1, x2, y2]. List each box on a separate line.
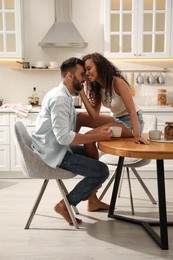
[35, 66, 47, 69]
[148, 136, 173, 143]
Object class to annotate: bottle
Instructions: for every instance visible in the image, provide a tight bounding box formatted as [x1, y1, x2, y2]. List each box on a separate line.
[32, 87, 39, 106]
[157, 89, 167, 106]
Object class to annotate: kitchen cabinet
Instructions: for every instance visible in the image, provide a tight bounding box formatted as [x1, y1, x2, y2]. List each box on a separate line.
[104, 0, 172, 58]
[0, 0, 22, 58]
[10, 113, 37, 171]
[0, 113, 10, 171]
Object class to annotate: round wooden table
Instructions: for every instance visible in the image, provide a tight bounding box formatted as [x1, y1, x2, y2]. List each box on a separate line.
[98, 134, 173, 250]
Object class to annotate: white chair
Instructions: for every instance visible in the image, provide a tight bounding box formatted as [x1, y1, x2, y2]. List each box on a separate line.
[14, 121, 79, 229]
[99, 114, 157, 215]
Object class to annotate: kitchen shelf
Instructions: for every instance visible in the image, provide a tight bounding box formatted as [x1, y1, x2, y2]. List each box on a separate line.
[12, 68, 60, 71]
[121, 68, 169, 73]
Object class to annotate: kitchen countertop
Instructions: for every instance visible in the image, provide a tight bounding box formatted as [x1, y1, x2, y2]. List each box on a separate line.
[0, 105, 173, 114]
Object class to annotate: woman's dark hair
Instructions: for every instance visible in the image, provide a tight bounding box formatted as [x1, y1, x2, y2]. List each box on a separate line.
[82, 52, 128, 107]
[60, 57, 84, 78]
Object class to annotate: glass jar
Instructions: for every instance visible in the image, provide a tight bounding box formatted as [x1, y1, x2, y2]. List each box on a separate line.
[164, 122, 173, 140]
[157, 89, 167, 106]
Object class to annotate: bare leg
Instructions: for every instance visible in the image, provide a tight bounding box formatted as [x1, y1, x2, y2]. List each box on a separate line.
[54, 200, 82, 225]
[76, 112, 115, 132]
[76, 112, 133, 137]
[84, 142, 99, 160]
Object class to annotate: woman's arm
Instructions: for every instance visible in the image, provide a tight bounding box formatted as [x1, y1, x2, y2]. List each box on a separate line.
[79, 87, 101, 120]
[114, 78, 149, 144]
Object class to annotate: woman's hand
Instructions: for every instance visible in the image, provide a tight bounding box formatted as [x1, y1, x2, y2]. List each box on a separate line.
[134, 136, 150, 144]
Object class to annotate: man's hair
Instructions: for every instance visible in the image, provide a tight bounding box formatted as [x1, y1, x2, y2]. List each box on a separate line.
[60, 57, 84, 78]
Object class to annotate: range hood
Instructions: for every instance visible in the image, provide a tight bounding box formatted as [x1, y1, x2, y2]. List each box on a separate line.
[38, 0, 88, 48]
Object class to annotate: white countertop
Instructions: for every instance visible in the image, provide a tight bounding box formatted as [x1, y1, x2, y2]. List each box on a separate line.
[0, 105, 173, 113]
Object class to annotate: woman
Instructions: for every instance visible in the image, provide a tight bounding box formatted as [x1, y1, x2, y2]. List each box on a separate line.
[77, 52, 149, 144]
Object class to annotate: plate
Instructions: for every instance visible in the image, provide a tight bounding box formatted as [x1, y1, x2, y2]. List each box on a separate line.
[35, 66, 47, 69]
[148, 136, 173, 143]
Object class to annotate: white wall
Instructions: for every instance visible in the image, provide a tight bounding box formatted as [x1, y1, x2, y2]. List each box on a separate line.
[0, 0, 173, 105]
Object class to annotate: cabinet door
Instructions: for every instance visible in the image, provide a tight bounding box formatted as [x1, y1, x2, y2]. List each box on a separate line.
[10, 113, 37, 172]
[0, 145, 10, 171]
[10, 114, 26, 171]
[104, 0, 137, 58]
[138, 0, 171, 58]
[104, 0, 171, 58]
[0, 0, 22, 58]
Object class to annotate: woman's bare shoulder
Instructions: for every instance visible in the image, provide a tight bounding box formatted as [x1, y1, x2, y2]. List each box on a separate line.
[113, 77, 127, 86]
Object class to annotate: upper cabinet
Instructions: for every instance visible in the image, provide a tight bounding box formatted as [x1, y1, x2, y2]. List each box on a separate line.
[0, 0, 22, 58]
[104, 0, 172, 58]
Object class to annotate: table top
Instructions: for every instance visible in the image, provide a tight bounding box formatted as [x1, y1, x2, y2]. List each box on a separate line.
[98, 134, 173, 160]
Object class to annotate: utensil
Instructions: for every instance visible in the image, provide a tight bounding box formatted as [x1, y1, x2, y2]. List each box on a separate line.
[17, 61, 30, 69]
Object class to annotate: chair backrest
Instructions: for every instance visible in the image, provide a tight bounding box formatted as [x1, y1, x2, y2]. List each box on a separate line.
[143, 114, 157, 132]
[14, 121, 75, 180]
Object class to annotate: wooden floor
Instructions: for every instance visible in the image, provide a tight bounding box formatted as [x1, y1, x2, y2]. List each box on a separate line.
[0, 176, 173, 259]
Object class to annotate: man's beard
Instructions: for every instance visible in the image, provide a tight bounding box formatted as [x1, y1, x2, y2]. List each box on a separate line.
[73, 76, 83, 91]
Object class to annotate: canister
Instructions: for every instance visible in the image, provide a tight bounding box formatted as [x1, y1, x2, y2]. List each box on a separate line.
[157, 89, 167, 106]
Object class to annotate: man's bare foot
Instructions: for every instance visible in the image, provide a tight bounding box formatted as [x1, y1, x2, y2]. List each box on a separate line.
[87, 194, 109, 212]
[54, 200, 82, 225]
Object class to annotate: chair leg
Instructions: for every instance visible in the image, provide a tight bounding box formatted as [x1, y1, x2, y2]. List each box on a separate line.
[118, 168, 125, 198]
[99, 169, 117, 200]
[59, 179, 79, 214]
[130, 167, 157, 204]
[126, 167, 135, 215]
[25, 179, 49, 229]
[56, 180, 79, 229]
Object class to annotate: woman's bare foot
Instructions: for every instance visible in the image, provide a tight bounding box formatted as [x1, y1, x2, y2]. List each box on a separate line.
[87, 194, 109, 212]
[54, 200, 82, 225]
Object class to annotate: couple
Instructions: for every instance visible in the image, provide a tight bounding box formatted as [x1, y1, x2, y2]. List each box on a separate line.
[32, 53, 149, 225]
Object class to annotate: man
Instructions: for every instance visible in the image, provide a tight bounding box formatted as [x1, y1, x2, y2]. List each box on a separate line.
[32, 57, 112, 225]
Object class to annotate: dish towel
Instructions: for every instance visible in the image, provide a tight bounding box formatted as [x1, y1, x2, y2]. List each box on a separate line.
[0, 103, 32, 117]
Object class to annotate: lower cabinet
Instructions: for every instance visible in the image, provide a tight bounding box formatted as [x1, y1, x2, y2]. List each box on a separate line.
[0, 112, 38, 173]
[0, 113, 10, 171]
[10, 113, 37, 172]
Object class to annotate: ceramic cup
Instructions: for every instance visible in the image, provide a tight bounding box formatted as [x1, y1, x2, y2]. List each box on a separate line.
[156, 73, 165, 84]
[49, 61, 59, 69]
[36, 61, 45, 68]
[149, 130, 162, 140]
[147, 74, 155, 84]
[110, 126, 122, 137]
[136, 73, 144, 84]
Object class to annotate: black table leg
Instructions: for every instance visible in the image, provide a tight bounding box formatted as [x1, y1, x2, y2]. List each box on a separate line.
[108, 158, 173, 250]
[156, 159, 168, 249]
[108, 156, 124, 216]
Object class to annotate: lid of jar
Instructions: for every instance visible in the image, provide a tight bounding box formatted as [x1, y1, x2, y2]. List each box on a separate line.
[158, 89, 167, 92]
[165, 122, 173, 124]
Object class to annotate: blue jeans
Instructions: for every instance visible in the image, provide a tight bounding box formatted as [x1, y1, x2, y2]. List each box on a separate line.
[59, 146, 109, 206]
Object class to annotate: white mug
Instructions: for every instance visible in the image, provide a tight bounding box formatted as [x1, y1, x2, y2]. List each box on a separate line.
[136, 73, 144, 84]
[149, 130, 162, 140]
[157, 73, 165, 84]
[49, 61, 59, 69]
[147, 74, 155, 84]
[110, 126, 122, 137]
[36, 61, 45, 68]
